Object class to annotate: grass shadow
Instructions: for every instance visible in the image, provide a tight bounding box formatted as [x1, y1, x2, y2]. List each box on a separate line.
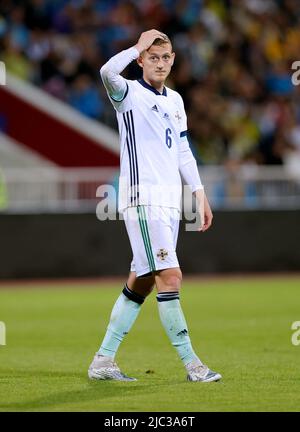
[0, 369, 176, 411]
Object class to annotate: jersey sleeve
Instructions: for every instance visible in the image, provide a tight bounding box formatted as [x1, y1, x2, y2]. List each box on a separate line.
[177, 95, 203, 192]
[100, 46, 139, 113]
[178, 97, 188, 138]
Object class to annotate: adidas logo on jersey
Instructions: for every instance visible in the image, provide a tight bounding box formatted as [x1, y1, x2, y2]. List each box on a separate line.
[151, 104, 159, 112]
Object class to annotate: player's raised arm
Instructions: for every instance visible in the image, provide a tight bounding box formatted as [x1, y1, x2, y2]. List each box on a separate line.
[100, 47, 138, 102]
[100, 29, 167, 102]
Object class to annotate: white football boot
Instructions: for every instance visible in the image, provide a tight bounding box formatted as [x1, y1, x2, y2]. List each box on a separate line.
[186, 361, 222, 382]
[88, 354, 137, 381]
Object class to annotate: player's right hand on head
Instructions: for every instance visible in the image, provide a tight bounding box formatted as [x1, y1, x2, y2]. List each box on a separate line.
[134, 29, 168, 54]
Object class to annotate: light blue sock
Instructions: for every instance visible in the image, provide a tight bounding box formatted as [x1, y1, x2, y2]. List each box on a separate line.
[157, 292, 201, 366]
[98, 284, 144, 359]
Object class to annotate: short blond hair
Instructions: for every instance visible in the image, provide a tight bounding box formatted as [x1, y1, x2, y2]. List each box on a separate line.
[152, 34, 172, 50]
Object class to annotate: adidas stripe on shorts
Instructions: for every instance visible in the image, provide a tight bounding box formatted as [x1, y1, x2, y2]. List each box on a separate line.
[123, 205, 180, 277]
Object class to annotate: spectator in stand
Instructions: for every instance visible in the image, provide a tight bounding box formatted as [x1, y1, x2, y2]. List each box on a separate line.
[68, 73, 103, 119]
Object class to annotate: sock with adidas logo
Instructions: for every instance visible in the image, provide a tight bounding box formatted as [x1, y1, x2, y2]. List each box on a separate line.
[156, 292, 202, 367]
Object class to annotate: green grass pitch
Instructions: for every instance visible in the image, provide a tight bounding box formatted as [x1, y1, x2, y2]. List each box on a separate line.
[0, 276, 300, 412]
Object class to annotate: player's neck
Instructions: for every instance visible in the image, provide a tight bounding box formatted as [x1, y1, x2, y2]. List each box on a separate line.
[143, 76, 165, 94]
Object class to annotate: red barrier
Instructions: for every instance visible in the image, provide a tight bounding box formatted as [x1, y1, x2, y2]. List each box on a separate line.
[0, 86, 119, 167]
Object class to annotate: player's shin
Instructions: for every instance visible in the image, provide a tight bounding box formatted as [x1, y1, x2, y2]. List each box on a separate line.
[156, 292, 202, 368]
[98, 284, 145, 359]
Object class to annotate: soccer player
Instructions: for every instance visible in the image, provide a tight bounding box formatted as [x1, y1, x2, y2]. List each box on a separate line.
[88, 30, 221, 382]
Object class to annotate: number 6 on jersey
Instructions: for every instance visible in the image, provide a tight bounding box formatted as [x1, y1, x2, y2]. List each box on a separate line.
[165, 128, 172, 148]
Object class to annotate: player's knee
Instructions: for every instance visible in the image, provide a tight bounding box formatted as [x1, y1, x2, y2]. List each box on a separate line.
[158, 268, 182, 292]
[167, 274, 182, 291]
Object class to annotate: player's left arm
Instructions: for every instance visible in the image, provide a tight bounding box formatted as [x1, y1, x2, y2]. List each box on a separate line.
[177, 96, 213, 232]
[193, 188, 213, 232]
[179, 137, 213, 232]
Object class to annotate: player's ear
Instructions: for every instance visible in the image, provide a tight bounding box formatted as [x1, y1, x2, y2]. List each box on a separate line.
[170, 52, 175, 66]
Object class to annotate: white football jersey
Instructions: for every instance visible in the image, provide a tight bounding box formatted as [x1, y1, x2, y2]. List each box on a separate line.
[109, 78, 188, 212]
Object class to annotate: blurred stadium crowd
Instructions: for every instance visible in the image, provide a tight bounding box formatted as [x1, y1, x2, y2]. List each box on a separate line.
[1, 0, 300, 166]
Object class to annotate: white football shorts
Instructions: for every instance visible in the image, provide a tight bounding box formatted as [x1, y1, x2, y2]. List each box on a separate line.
[123, 205, 181, 277]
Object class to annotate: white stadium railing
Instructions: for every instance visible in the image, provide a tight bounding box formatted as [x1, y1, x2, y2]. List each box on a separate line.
[0, 165, 300, 213]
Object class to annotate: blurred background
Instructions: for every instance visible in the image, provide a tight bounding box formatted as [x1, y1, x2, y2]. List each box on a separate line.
[0, 0, 300, 278]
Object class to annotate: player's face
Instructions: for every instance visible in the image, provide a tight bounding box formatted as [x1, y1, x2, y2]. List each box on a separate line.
[139, 44, 175, 84]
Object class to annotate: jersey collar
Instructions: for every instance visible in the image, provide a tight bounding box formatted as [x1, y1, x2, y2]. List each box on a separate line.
[138, 78, 167, 96]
